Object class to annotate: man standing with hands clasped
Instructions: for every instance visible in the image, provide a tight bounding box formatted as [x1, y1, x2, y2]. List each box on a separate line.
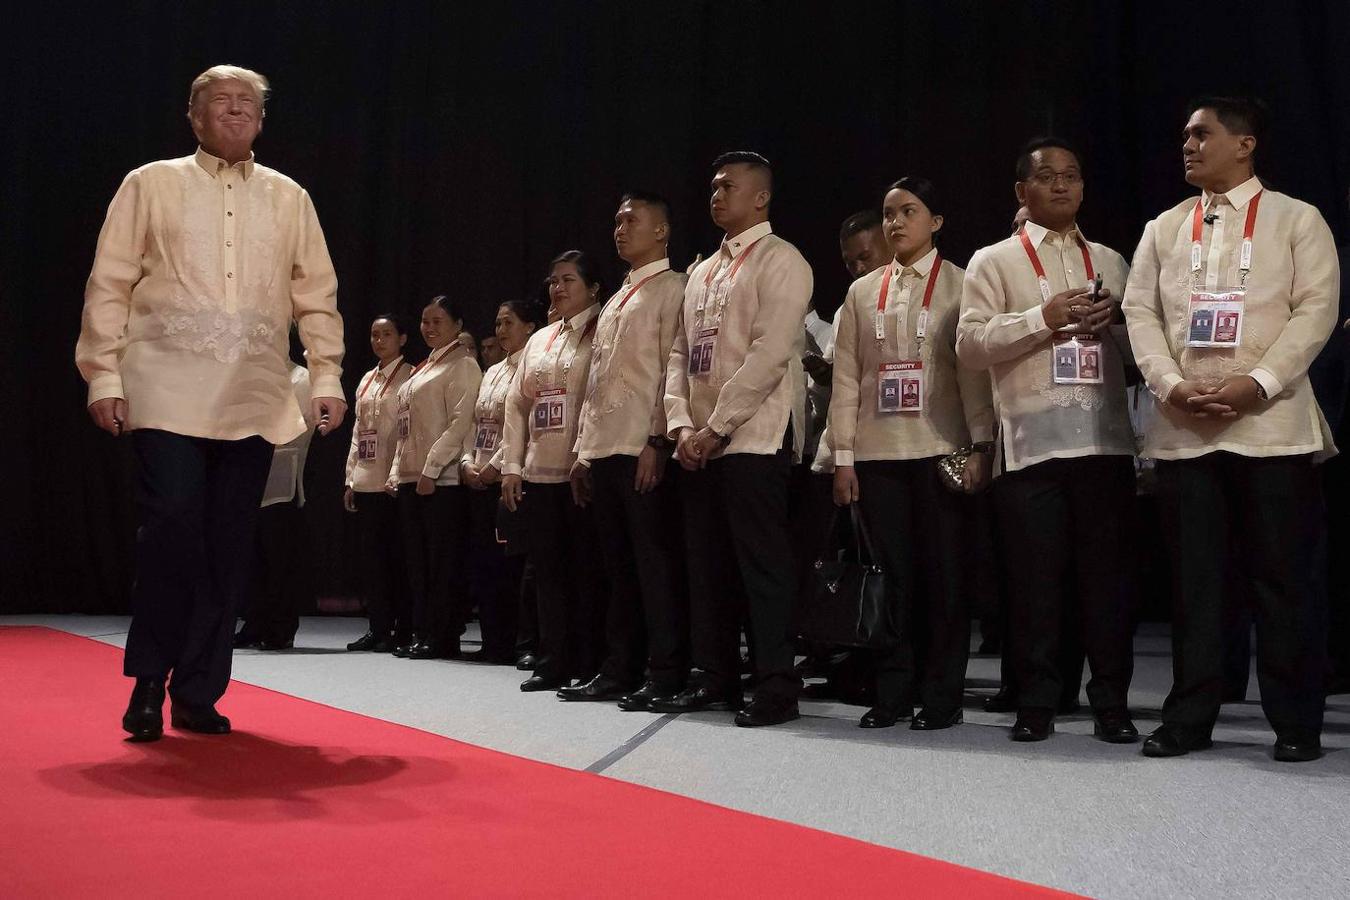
[76, 65, 346, 741]
[658, 151, 814, 727]
[560, 192, 689, 708]
[1123, 97, 1339, 762]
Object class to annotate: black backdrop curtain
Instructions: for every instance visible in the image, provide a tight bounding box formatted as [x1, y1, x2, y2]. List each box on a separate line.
[3, 1, 1348, 613]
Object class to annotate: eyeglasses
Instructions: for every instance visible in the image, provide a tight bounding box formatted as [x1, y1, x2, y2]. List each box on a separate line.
[1028, 171, 1083, 187]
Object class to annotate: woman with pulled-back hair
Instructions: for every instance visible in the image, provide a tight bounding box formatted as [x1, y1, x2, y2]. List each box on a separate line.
[500, 251, 607, 691]
[344, 313, 412, 652]
[829, 176, 995, 730]
[388, 294, 482, 659]
[459, 299, 544, 663]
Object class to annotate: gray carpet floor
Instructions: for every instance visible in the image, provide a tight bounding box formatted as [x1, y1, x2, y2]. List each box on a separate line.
[6, 614, 1349, 899]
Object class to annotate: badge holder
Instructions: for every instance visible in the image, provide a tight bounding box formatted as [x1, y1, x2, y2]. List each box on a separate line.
[1185, 288, 1245, 349]
[877, 361, 924, 413]
[1051, 331, 1105, 385]
[689, 328, 718, 377]
[357, 430, 379, 461]
[533, 388, 567, 433]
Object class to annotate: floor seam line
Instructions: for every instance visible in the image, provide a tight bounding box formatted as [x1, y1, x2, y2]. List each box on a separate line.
[584, 714, 679, 774]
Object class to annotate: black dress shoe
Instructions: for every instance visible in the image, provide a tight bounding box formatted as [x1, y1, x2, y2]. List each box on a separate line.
[983, 687, 1018, 713]
[859, 706, 912, 729]
[976, 639, 1001, 655]
[232, 631, 263, 649]
[169, 702, 231, 734]
[557, 674, 636, 702]
[1011, 708, 1055, 742]
[735, 697, 800, 728]
[1273, 734, 1322, 763]
[1092, 707, 1140, 743]
[122, 679, 165, 742]
[911, 708, 963, 731]
[520, 674, 568, 692]
[617, 681, 679, 712]
[438, 642, 463, 660]
[347, 631, 391, 652]
[649, 684, 743, 713]
[515, 653, 537, 671]
[1141, 724, 1212, 758]
[258, 637, 294, 651]
[406, 641, 439, 660]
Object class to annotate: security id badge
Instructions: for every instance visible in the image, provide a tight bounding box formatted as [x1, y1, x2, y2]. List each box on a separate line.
[1186, 287, 1245, 348]
[396, 398, 411, 439]
[878, 361, 924, 413]
[689, 327, 717, 377]
[357, 430, 379, 461]
[1051, 331, 1104, 385]
[474, 418, 501, 452]
[532, 388, 568, 433]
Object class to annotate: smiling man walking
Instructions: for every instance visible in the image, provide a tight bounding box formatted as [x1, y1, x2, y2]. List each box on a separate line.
[76, 65, 347, 741]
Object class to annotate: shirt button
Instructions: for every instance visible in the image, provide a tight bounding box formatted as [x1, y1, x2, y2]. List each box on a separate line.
[227, 272, 234, 279]
[225, 240, 233, 247]
[227, 211, 233, 217]
[227, 184, 233, 190]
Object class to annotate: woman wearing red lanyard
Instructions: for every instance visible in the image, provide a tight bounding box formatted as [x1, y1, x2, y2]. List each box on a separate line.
[829, 177, 995, 729]
[500, 251, 606, 692]
[459, 299, 544, 664]
[387, 295, 483, 659]
[343, 314, 412, 652]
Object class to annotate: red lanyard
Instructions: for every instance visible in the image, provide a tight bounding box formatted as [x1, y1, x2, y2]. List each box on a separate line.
[1018, 228, 1095, 301]
[544, 315, 599, 353]
[875, 253, 942, 343]
[697, 237, 764, 317]
[358, 359, 405, 403]
[616, 271, 663, 311]
[410, 340, 460, 377]
[1191, 189, 1263, 277]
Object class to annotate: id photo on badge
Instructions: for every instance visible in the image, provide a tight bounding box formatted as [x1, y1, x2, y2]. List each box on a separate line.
[1055, 347, 1079, 381]
[1189, 307, 1216, 343]
[548, 401, 565, 428]
[1079, 348, 1100, 380]
[881, 380, 900, 410]
[1214, 311, 1240, 344]
[533, 404, 548, 430]
[900, 378, 921, 409]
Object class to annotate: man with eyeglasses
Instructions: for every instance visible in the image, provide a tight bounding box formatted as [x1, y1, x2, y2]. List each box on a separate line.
[957, 138, 1138, 744]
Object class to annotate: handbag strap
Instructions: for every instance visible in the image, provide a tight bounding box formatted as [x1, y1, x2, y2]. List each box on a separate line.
[847, 503, 880, 567]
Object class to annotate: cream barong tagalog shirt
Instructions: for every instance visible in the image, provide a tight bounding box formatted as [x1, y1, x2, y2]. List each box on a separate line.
[344, 356, 411, 492]
[1122, 177, 1339, 461]
[462, 350, 522, 473]
[76, 147, 345, 445]
[829, 250, 994, 465]
[664, 222, 814, 460]
[390, 341, 482, 486]
[575, 258, 688, 464]
[957, 223, 1135, 472]
[502, 303, 601, 483]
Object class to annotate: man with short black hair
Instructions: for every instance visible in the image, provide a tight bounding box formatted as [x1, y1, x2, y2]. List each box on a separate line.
[658, 151, 814, 727]
[560, 192, 689, 708]
[958, 137, 1139, 745]
[1123, 97, 1339, 762]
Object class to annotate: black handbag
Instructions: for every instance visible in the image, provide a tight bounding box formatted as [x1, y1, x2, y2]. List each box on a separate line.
[800, 504, 896, 649]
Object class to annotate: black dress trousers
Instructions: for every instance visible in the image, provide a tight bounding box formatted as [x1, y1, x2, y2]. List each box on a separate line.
[352, 490, 406, 638]
[1155, 452, 1327, 739]
[992, 454, 1136, 714]
[397, 483, 470, 647]
[521, 480, 606, 682]
[682, 447, 801, 702]
[588, 453, 688, 689]
[855, 457, 970, 714]
[124, 429, 274, 707]
[465, 486, 524, 659]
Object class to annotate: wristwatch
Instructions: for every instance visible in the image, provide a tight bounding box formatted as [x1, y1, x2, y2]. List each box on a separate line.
[1250, 376, 1269, 401]
[971, 441, 995, 454]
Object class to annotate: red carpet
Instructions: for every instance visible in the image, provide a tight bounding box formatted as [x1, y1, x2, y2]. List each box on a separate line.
[0, 627, 1074, 898]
